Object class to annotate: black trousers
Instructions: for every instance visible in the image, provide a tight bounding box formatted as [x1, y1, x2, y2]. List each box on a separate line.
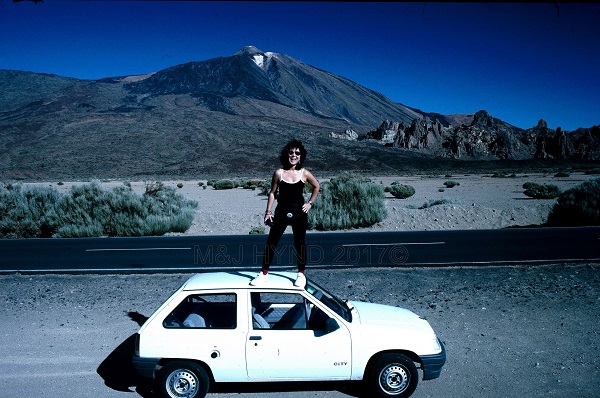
[262, 205, 308, 272]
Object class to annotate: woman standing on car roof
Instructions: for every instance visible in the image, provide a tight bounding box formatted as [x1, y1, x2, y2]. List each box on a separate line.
[250, 139, 320, 288]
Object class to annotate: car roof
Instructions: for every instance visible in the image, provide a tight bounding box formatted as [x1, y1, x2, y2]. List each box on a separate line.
[182, 271, 304, 291]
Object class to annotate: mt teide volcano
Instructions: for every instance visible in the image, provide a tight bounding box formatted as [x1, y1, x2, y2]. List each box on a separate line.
[1, 46, 437, 180]
[124, 46, 422, 127]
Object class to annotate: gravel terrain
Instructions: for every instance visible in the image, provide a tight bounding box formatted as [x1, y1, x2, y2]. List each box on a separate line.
[1, 263, 599, 398]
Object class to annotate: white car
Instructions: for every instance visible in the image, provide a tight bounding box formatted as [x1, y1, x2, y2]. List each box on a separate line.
[133, 271, 445, 398]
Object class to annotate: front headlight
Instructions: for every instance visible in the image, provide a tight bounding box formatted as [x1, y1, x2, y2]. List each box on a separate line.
[432, 337, 442, 353]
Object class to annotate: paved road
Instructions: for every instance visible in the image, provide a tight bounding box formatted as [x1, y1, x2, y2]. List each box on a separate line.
[1, 227, 599, 273]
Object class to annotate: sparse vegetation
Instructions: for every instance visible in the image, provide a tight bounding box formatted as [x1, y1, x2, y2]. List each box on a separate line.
[522, 182, 561, 199]
[249, 225, 266, 235]
[258, 179, 272, 196]
[387, 182, 415, 199]
[443, 180, 460, 188]
[308, 173, 387, 231]
[212, 179, 236, 190]
[0, 180, 198, 238]
[491, 172, 517, 178]
[415, 199, 453, 209]
[242, 179, 261, 190]
[547, 178, 600, 226]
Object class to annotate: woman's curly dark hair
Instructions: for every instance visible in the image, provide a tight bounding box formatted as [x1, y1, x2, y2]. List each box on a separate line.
[279, 139, 307, 169]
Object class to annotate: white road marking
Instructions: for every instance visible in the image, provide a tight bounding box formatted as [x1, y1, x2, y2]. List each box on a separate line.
[86, 247, 191, 252]
[342, 242, 445, 246]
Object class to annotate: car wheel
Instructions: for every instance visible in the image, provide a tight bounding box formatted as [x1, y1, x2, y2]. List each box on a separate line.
[159, 361, 209, 398]
[368, 354, 418, 398]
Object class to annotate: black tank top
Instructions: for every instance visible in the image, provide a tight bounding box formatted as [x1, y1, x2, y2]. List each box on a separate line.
[278, 180, 305, 206]
[277, 169, 305, 207]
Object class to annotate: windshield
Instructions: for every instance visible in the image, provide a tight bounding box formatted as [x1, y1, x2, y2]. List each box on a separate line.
[306, 280, 352, 322]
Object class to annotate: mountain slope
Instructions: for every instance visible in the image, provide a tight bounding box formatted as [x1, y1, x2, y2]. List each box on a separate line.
[123, 46, 422, 126]
[0, 47, 598, 180]
[0, 46, 433, 180]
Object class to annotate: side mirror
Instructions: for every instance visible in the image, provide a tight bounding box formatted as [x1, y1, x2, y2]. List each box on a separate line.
[325, 318, 339, 334]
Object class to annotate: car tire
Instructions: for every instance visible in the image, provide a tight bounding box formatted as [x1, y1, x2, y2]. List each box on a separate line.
[159, 361, 209, 398]
[368, 353, 418, 398]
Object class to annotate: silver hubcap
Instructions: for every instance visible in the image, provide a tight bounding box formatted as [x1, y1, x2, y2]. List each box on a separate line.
[379, 364, 409, 395]
[166, 369, 198, 398]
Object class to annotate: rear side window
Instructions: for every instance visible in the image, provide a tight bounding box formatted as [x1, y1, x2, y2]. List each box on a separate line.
[163, 293, 237, 329]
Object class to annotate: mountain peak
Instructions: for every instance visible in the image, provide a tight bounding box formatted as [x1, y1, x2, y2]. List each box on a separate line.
[235, 46, 264, 56]
[234, 46, 279, 70]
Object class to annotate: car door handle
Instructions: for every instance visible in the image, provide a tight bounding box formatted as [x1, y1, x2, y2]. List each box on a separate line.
[249, 336, 262, 341]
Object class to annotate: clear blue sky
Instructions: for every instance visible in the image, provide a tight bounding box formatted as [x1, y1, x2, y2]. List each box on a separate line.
[1, 1, 599, 131]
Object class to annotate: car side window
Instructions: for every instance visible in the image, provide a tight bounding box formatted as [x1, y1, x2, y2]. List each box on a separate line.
[251, 292, 331, 331]
[163, 293, 237, 329]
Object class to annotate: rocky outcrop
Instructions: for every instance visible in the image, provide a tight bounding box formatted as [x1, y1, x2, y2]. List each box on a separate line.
[444, 110, 531, 159]
[330, 128, 358, 141]
[363, 117, 446, 150]
[359, 111, 600, 160]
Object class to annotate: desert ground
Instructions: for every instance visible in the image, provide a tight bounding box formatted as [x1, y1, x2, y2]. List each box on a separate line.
[29, 171, 595, 236]
[4, 172, 599, 398]
[0, 263, 599, 398]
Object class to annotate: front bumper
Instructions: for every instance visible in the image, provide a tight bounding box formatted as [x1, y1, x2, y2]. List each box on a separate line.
[132, 355, 161, 379]
[421, 339, 446, 380]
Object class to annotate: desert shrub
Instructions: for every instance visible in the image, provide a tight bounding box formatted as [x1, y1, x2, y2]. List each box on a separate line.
[547, 178, 600, 226]
[55, 181, 197, 237]
[522, 182, 561, 199]
[144, 181, 165, 195]
[242, 179, 261, 190]
[443, 180, 460, 188]
[0, 184, 59, 238]
[388, 182, 415, 199]
[554, 171, 570, 178]
[249, 225, 266, 235]
[177, 182, 184, 188]
[0, 180, 197, 238]
[258, 179, 271, 196]
[212, 179, 235, 190]
[308, 173, 387, 231]
[414, 199, 453, 209]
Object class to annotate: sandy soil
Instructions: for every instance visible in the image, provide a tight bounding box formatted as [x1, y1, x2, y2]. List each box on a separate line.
[30, 172, 594, 236]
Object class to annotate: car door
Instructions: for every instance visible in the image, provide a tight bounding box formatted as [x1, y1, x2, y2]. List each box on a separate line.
[245, 291, 352, 380]
[159, 291, 248, 382]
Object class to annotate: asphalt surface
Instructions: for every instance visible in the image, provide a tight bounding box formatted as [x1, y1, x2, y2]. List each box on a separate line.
[1, 227, 599, 273]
